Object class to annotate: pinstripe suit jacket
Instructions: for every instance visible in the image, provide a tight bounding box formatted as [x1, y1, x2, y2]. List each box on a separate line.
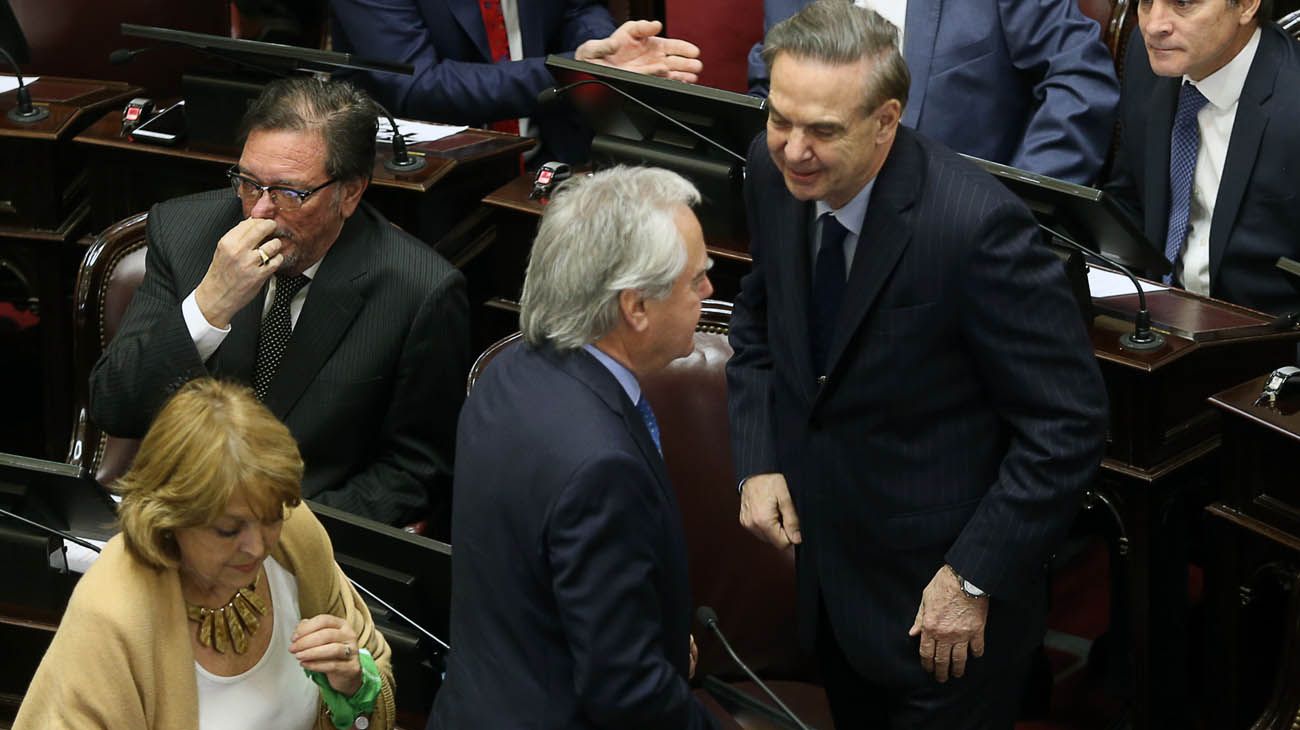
[727, 128, 1108, 676]
[89, 190, 469, 525]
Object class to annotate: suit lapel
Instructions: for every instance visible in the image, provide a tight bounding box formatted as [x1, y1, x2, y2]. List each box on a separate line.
[517, 1, 545, 57]
[774, 183, 818, 398]
[900, 0, 940, 129]
[450, 0, 493, 61]
[262, 214, 368, 419]
[1208, 29, 1277, 285]
[1143, 77, 1179, 244]
[820, 131, 920, 387]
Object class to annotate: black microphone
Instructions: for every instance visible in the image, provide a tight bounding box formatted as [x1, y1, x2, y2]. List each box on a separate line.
[0, 43, 48, 123]
[538, 79, 749, 165]
[696, 606, 813, 730]
[1038, 223, 1165, 352]
[109, 47, 149, 65]
[371, 100, 426, 173]
[0, 506, 102, 554]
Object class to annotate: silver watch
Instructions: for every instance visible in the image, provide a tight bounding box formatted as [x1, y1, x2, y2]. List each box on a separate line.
[947, 565, 987, 598]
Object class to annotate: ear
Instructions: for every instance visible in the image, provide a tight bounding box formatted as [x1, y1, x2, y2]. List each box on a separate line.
[1238, 0, 1262, 26]
[618, 288, 651, 334]
[337, 177, 369, 218]
[875, 99, 903, 143]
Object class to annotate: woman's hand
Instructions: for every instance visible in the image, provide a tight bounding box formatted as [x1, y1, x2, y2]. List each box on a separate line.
[291, 614, 363, 696]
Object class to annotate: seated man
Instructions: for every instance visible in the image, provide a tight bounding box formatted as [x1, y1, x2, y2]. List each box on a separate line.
[89, 77, 469, 528]
[429, 167, 719, 729]
[1106, 0, 1300, 315]
[748, 0, 1121, 184]
[330, 0, 703, 162]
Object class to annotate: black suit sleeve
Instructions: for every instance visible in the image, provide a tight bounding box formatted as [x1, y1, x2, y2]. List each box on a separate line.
[309, 269, 469, 525]
[88, 203, 211, 437]
[546, 453, 718, 730]
[945, 202, 1109, 597]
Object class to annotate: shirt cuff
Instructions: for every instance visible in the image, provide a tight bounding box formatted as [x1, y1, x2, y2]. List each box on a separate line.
[182, 289, 230, 362]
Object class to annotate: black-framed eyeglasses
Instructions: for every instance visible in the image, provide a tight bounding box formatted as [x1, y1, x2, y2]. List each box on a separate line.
[226, 167, 338, 211]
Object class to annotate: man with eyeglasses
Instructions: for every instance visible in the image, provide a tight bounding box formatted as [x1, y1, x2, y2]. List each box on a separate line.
[89, 77, 469, 530]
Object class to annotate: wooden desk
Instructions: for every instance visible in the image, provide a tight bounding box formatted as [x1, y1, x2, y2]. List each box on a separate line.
[0, 76, 141, 460]
[1205, 377, 1300, 730]
[74, 111, 534, 245]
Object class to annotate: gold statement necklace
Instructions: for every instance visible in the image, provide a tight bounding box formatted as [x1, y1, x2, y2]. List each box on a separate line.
[185, 570, 269, 655]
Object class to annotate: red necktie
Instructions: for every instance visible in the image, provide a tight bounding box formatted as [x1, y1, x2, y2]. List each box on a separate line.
[479, 0, 520, 135]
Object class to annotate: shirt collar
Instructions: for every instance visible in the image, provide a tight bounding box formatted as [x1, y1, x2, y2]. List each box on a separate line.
[815, 177, 876, 237]
[1186, 26, 1261, 111]
[300, 258, 323, 281]
[582, 344, 641, 405]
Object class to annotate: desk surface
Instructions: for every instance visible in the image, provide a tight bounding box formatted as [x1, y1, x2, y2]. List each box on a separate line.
[75, 109, 535, 193]
[0, 76, 142, 142]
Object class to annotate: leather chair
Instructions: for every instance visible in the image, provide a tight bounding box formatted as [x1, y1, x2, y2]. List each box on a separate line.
[66, 213, 148, 486]
[467, 301, 833, 730]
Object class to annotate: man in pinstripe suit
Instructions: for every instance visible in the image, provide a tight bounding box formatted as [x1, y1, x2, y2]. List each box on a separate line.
[89, 78, 469, 528]
[726, 2, 1108, 727]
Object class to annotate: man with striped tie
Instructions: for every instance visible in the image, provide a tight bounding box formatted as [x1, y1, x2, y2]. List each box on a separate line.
[89, 77, 469, 528]
[1107, 0, 1300, 316]
[430, 166, 718, 729]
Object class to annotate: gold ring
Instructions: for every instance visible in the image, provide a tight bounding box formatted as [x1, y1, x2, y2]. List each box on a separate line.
[257, 247, 270, 266]
[343, 644, 352, 659]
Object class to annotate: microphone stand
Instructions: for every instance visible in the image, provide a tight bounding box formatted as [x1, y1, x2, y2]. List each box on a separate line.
[0, 44, 48, 123]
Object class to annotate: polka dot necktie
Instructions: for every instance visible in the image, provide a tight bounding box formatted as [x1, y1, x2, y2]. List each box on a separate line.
[253, 273, 311, 401]
[635, 396, 662, 454]
[1163, 82, 1209, 285]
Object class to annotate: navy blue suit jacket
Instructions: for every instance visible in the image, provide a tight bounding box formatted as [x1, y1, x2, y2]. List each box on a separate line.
[1106, 23, 1300, 316]
[748, 0, 1119, 184]
[331, 0, 616, 162]
[430, 342, 717, 729]
[727, 127, 1108, 678]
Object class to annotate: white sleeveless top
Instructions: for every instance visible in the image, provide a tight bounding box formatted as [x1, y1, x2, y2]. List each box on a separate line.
[195, 557, 320, 730]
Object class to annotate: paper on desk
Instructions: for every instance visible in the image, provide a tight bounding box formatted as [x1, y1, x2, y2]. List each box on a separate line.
[376, 117, 467, 144]
[1087, 266, 1168, 299]
[0, 75, 39, 95]
[52, 537, 109, 574]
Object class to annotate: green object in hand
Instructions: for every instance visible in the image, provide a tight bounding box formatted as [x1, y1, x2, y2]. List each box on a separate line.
[305, 647, 382, 730]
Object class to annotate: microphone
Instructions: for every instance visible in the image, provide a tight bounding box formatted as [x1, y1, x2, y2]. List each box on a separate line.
[1038, 223, 1165, 352]
[372, 100, 426, 173]
[537, 79, 748, 165]
[0, 506, 102, 554]
[0, 44, 49, 123]
[696, 606, 813, 730]
[109, 47, 149, 65]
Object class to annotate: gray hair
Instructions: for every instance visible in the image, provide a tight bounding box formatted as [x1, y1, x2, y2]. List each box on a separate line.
[519, 166, 701, 350]
[762, 0, 911, 113]
[240, 76, 379, 182]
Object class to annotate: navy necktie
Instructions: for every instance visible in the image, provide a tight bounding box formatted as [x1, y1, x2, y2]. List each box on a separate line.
[253, 273, 311, 401]
[810, 213, 849, 375]
[635, 396, 661, 454]
[1164, 82, 1209, 285]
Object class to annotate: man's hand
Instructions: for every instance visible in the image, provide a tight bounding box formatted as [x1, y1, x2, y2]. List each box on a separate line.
[739, 472, 801, 549]
[193, 218, 283, 328]
[907, 565, 989, 682]
[575, 20, 703, 83]
[689, 634, 698, 680]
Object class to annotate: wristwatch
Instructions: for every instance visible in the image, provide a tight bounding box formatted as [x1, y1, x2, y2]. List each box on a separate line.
[947, 565, 987, 599]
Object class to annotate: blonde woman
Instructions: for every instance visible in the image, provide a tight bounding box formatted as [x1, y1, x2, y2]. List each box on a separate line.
[16, 379, 394, 729]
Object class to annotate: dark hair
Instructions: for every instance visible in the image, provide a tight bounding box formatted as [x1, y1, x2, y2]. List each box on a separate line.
[239, 76, 378, 182]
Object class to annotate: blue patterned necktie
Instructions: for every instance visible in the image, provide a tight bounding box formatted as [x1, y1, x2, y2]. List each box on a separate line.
[1163, 82, 1210, 285]
[635, 396, 661, 454]
[810, 213, 850, 375]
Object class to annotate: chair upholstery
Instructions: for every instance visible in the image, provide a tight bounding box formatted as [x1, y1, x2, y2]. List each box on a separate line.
[663, 0, 764, 93]
[66, 213, 147, 486]
[467, 301, 831, 729]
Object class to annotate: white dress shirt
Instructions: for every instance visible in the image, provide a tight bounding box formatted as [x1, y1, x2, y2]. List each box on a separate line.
[181, 257, 324, 363]
[1178, 27, 1261, 297]
[813, 178, 877, 276]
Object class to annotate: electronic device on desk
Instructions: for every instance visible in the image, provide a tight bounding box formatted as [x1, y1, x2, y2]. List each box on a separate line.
[129, 99, 184, 145]
[115, 23, 413, 148]
[120, 97, 155, 135]
[542, 55, 767, 246]
[307, 501, 450, 719]
[529, 161, 571, 200]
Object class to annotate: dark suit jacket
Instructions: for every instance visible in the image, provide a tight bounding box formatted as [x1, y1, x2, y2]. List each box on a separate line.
[429, 342, 716, 730]
[748, 0, 1120, 184]
[1106, 23, 1300, 316]
[727, 128, 1108, 679]
[88, 190, 469, 526]
[331, 0, 616, 162]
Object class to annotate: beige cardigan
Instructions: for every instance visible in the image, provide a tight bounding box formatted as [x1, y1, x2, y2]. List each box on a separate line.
[13, 504, 396, 730]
